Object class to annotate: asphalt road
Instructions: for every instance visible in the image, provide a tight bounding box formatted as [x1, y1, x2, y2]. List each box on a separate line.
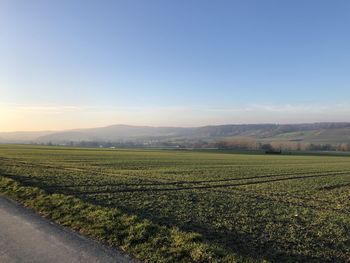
[0, 196, 138, 263]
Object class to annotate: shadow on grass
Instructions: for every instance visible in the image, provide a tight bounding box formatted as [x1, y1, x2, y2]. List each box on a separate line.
[1, 172, 349, 262]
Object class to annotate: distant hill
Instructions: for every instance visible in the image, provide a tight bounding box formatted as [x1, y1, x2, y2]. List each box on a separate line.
[0, 131, 55, 143]
[35, 125, 194, 143]
[1, 123, 350, 145]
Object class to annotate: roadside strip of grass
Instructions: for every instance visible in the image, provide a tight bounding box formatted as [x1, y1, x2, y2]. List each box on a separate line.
[0, 176, 258, 263]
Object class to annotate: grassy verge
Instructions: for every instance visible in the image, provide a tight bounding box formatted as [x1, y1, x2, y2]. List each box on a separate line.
[0, 176, 254, 263]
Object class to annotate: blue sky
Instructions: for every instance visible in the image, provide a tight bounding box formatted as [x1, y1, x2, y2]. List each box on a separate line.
[1, 1, 350, 131]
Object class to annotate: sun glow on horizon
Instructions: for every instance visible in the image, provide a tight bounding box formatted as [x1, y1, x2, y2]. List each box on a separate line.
[1, 103, 350, 132]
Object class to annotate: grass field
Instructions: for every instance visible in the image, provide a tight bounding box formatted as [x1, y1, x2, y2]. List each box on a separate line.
[0, 145, 349, 262]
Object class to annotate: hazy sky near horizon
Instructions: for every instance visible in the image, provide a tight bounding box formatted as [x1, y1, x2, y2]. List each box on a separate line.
[1, 0, 350, 132]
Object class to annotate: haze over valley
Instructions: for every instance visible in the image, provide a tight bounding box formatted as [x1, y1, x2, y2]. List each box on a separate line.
[1, 123, 350, 147]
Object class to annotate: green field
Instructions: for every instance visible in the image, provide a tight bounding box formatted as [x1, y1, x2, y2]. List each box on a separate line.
[0, 145, 349, 262]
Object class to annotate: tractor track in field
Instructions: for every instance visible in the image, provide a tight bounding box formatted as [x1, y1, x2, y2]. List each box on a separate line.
[68, 171, 350, 195]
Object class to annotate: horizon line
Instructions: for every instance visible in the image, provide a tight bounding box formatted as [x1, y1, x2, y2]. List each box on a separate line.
[1, 121, 350, 134]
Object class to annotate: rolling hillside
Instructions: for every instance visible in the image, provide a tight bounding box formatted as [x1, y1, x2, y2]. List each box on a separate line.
[1, 123, 350, 145]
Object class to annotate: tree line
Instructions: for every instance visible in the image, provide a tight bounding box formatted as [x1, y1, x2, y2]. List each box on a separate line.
[41, 138, 350, 152]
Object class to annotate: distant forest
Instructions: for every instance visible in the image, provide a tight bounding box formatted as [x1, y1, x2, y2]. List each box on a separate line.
[42, 138, 350, 153]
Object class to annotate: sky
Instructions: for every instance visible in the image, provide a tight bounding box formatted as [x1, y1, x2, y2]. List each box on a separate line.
[1, 0, 350, 132]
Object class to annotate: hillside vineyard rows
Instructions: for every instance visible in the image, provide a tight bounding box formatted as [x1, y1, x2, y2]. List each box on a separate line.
[0, 145, 349, 262]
